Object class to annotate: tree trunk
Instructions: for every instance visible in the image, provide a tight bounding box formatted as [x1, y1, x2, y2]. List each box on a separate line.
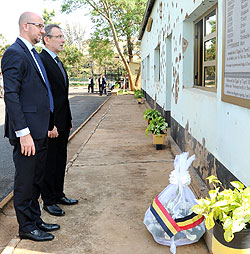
[127, 36, 133, 63]
[134, 63, 141, 89]
[107, 19, 134, 90]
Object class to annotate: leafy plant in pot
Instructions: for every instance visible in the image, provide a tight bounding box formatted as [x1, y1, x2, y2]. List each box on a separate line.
[143, 108, 161, 124]
[145, 116, 168, 150]
[192, 175, 250, 253]
[134, 89, 144, 103]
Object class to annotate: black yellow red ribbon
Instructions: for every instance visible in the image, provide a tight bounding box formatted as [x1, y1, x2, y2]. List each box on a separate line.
[150, 195, 204, 237]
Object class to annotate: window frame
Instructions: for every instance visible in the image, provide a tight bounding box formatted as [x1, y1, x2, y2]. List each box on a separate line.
[194, 6, 218, 92]
[154, 45, 160, 82]
[146, 54, 150, 80]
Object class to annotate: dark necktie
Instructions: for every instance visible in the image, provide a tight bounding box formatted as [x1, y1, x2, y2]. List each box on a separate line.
[55, 56, 67, 86]
[31, 48, 54, 112]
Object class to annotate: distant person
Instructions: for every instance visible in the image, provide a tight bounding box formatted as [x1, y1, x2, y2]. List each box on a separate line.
[102, 75, 108, 96]
[39, 24, 78, 217]
[98, 74, 103, 95]
[1, 11, 59, 241]
[88, 76, 94, 93]
[0, 72, 3, 98]
[98, 74, 107, 96]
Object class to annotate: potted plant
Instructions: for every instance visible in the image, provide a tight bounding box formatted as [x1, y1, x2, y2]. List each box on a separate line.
[143, 108, 161, 124]
[145, 116, 168, 149]
[192, 175, 250, 253]
[134, 89, 144, 103]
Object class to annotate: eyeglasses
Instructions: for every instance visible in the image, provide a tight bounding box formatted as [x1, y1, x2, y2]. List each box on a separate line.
[47, 35, 65, 39]
[27, 22, 44, 29]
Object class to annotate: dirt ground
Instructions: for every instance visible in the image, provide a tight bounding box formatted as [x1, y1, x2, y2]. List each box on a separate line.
[0, 95, 209, 254]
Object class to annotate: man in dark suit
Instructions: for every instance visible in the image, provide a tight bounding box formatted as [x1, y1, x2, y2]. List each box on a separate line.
[98, 74, 107, 96]
[39, 24, 78, 217]
[1, 12, 60, 241]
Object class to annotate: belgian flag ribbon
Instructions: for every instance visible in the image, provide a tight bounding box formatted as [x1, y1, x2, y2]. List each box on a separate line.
[150, 195, 204, 238]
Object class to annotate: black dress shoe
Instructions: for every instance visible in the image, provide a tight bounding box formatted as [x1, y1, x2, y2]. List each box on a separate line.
[37, 222, 60, 232]
[19, 229, 54, 241]
[57, 196, 78, 205]
[43, 204, 65, 216]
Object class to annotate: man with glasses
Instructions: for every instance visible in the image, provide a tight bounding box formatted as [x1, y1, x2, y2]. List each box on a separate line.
[1, 12, 59, 241]
[39, 24, 78, 217]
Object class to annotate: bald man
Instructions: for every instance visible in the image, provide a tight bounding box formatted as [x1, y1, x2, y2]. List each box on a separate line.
[1, 12, 59, 241]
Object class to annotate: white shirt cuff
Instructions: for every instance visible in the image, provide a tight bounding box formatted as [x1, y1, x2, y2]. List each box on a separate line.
[15, 128, 30, 137]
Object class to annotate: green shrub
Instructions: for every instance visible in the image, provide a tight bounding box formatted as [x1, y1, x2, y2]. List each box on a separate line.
[117, 89, 124, 95]
[192, 175, 250, 242]
[134, 89, 144, 99]
[143, 109, 161, 122]
[145, 116, 168, 137]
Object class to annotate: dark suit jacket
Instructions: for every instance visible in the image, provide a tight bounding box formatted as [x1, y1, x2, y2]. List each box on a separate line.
[39, 50, 72, 132]
[1, 38, 51, 140]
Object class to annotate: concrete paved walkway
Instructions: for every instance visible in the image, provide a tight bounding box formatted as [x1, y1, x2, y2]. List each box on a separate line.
[1, 95, 209, 254]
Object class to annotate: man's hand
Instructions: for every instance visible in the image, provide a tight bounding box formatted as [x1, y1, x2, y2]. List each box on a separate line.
[48, 126, 59, 138]
[20, 134, 35, 156]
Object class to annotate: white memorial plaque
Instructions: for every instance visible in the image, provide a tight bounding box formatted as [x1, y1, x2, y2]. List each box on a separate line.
[223, 0, 250, 107]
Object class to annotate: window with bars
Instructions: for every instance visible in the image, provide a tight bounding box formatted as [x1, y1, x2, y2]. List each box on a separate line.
[194, 7, 217, 90]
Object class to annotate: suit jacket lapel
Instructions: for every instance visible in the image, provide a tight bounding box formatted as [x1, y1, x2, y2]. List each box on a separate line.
[42, 50, 68, 89]
[16, 38, 46, 87]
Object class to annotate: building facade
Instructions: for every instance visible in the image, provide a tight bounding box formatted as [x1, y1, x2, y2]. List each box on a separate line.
[139, 0, 250, 187]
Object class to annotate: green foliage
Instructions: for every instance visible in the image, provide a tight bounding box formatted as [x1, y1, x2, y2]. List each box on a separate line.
[0, 44, 10, 57]
[0, 34, 10, 69]
[117, 89, 128, 95]
[42, 9, 60, 26]
[59, 42, 85, 78]
[88, 32, 115, 68]
[63, 23, 86, 51]
[192, 175, 250, 242]
[134, 89, 144, 99]
[145, 116, 168, 137]
[58, 0, 147, 88]
[88, 0, 146, 61]
[34, 45, 43, 53]
[143, 109, 161, 121]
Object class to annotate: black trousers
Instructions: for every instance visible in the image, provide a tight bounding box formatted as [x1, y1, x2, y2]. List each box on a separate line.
[99, 84, 103, 95]
[41, 129, 69, 205]
[11, 136, 48, 233]
[88, 84, 94, 93]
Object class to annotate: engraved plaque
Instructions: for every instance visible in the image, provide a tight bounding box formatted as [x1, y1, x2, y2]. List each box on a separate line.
[222, 0, 250, 108]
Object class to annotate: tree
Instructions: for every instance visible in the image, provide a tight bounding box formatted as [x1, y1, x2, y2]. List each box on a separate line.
[59, 0, 147, 90]
[42, 9, 88, 78]
[42, 9, 58, 26]
[88, 32, 115, 72]
[63, 23, 86, 51]
[59, 43, 86, 78]
[0, 34, 10, 69]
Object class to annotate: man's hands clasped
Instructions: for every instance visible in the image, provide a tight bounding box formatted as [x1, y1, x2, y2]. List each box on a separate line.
[48, 125, 59, 138]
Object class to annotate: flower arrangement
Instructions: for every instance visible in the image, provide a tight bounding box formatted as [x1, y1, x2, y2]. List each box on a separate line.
[192, 175, 250, 242]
